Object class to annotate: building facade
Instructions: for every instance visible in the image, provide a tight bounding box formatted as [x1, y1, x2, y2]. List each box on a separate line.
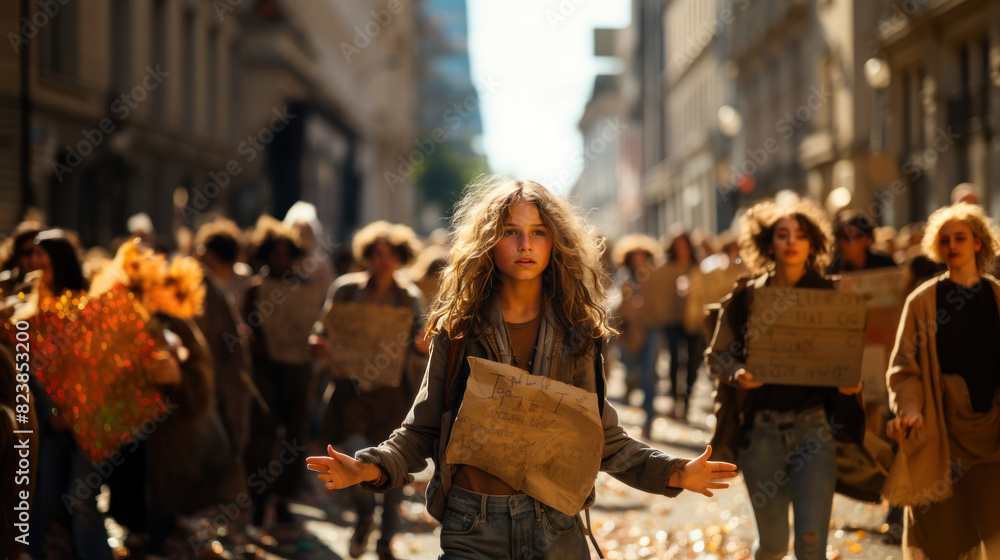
[1, 0, 420, 246]
[875, 0, 1000, 221]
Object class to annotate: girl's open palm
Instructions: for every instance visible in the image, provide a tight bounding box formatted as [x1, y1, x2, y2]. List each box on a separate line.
[306, 445, 381, 490]
[671, 445, 739, 497]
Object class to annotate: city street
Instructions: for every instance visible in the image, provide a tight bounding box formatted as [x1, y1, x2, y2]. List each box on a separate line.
[144, 358, 902, 560]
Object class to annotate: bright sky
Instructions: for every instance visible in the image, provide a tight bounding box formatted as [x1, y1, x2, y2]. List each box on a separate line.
[467, 0, 631, 195]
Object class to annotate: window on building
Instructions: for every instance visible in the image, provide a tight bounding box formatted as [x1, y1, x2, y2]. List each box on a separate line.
[816, 53, 833, 132]
[41, 0, 79, 80]
[901, 69, 912, 156]
[229, 41, 241, 139]
[182, 10, 196, 128]
[151, 0, 168, 117]
[980, 37, 991, 123]
[208, 25, 220, 136]
[111, 0, 131, 93]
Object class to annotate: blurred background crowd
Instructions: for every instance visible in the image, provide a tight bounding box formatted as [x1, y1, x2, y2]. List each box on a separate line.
[2, 0, 1000, 558]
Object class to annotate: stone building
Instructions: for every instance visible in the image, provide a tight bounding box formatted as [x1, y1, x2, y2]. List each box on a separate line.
[0, 0, 419, 246]
[874, 0, 1000, 221]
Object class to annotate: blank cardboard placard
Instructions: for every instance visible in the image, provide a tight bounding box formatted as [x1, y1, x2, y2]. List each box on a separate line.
[259, 277, 326, 364]
[445, 357, 604, 516]
[636, 262, 684, 328]
[746, 287, 867, 387]
[323, 301, 414, 390]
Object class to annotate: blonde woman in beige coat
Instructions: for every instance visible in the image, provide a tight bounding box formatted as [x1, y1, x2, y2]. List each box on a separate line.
[884, 202, 1000, 559]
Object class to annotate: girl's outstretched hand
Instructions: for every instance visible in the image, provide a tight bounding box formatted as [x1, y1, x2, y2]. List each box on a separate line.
[669, 445, 738, 497]
[306, 445, 383, 490]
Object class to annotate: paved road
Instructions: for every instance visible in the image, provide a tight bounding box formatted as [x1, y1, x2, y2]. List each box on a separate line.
[137, 358, 902, 559]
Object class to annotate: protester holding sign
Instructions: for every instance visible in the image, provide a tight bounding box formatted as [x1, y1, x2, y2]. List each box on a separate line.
[309, 220, 427, 560]
[660, 229, 704, 421]
[883, 202, 1000, 559]
[307, 176, 737, 559]
[608, 233, 661, 437]
[242, 217, 326, 533]
[705, 198, 878, 560]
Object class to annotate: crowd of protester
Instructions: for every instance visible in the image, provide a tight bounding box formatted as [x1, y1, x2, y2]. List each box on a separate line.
[0, 179, 997, 560]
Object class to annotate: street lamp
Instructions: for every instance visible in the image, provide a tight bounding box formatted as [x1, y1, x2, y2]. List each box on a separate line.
[864, 58, 892, 91]
[718, 105, 742, 138]
[864, 57, 891, 151]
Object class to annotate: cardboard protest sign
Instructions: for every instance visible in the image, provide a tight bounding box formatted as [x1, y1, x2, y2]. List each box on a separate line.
[746, 287, 867, 387]
[636, 262, 684, 328]
[445, 357, 604, 516]
[323, 301, 414, 390]
[258, 277, 326, 364]
[838, 268, 906, 400]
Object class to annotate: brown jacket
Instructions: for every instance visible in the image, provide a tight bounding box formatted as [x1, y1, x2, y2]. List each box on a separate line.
[883, 274, 1000, 507]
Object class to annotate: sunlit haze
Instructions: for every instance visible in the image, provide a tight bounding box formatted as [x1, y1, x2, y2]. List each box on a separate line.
[467, 0, 631, 194]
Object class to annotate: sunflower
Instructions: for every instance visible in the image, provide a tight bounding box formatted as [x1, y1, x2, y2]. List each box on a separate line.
[90, 239, 205, 318]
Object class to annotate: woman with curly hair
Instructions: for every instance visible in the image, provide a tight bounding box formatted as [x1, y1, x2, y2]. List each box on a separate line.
[308, 176, 736, 559]
[242, 216, 326, 533]
[705, 198, 874, 560]
[882, 202, 1000, 559]
[309, 220, 426, 560]
[609, 234, 661, 436]
[661, 228, 703, 421]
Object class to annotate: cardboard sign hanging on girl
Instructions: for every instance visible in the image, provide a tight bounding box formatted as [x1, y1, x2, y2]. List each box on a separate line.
[445, 357, 604, 516]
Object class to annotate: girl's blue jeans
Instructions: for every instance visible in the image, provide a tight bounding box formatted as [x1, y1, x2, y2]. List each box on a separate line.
[438, 485, 590, 560]
[739, 406, 837, 560]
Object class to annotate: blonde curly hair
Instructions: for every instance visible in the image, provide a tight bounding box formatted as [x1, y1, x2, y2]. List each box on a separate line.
[247, 215, 304, 265]
[426, 175, 616, 355]
[738, 197, 833, 275]
[351, 221, 421, 266]
[611, 234, 662, 270]
[922, 202, 1000, 273]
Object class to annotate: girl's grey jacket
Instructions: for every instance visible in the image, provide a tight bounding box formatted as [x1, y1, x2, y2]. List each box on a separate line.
[355, 301, 689, 521]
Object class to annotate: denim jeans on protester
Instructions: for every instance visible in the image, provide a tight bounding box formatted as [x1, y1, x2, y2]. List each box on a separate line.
[438, 485, 589, 560]
[620, 330, 658, 419]
[739, 406, 837, 560]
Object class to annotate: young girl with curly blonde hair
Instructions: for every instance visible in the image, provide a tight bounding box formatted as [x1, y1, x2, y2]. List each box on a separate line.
[308, 176, 736, 559]
[883, 202, 1000, 559]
